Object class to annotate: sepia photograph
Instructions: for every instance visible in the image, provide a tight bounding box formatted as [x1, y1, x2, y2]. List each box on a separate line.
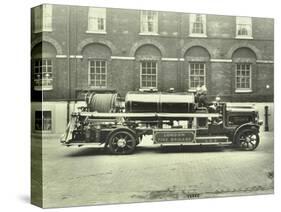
[30, 3, 274, 208]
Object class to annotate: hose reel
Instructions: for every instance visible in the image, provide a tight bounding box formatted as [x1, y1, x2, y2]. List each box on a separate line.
[85, 92, 121, 112]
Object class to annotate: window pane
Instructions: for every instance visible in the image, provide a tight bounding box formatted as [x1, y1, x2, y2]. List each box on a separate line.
[190, 69, 194, 75]
[35, 60, 40, 66]
[237, 70, 241, 76]
[142, 69, 147, 75]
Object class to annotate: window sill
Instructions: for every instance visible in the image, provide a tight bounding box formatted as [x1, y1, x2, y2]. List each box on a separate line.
[235, 36, 253, 40]
[139, 32, 159, 36]
[34, 130, 53, 134]
[34, 86, 53, 91]
[88, 86, 108, 89]
[139, 87, 158, 92]
[188, 89, 197, 92]
[86, 30, 107, 34]
[33, 29, 53, 33]
[189, 34, 207, 38]
[235, 89, 253, 93]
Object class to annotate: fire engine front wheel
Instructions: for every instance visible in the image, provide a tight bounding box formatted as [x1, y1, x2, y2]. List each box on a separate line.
[235, 128, 260, 151]
[107, 130, 137, 155]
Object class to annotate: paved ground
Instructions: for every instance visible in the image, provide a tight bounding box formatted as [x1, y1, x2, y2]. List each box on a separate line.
[33, 131, 274, 208]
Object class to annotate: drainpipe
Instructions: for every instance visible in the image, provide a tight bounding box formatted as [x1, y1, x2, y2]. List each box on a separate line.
[66, 6, 71, 123]
[177, 12, 182, 91]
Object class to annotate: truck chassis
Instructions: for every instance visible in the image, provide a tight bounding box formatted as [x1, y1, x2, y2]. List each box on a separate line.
[61, 103, 262, 155]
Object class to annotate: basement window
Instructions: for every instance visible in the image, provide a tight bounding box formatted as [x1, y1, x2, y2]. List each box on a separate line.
[35, 111, 52, 131]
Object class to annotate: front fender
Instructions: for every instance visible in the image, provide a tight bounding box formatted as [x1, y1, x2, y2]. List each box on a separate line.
[233, 123, 260, 140]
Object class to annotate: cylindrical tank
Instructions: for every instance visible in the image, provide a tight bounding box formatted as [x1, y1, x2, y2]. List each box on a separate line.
[125, 92, 195, 113]
[86, 93, 121, 112]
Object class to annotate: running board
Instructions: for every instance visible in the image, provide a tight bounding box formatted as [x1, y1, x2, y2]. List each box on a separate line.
[62, 142, 105, 148]
[196, 136, 229, 144]
[159, 142, 232, 146]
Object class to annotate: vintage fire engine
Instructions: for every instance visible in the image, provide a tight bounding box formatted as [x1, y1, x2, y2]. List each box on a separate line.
[60, 90, 263, 154]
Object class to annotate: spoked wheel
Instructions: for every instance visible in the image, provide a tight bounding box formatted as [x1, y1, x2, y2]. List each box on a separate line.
[107, 130, 137, 155]
[236, 128, 260, 151]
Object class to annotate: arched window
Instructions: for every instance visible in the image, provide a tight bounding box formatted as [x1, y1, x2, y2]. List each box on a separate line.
[82, 43, 111, 88]
[184, 46, 210, 91]
[135, 44, 162, 89]
[232, 47, 257, 92]
[31, 42, 57, 91]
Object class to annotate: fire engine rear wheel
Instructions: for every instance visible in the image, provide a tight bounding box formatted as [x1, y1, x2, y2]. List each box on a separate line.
[107, 130, 137, 155]
[236, 128, 260, 151]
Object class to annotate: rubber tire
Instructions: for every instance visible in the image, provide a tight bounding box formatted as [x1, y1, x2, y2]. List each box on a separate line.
[107, 130, 137, 155]
[235, 128, 260, 151]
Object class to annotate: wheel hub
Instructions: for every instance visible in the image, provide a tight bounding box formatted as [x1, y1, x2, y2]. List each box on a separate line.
[117, 138, 126, 148]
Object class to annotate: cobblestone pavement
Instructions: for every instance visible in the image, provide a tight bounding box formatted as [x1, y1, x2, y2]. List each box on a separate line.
[35, 131, 274, 208]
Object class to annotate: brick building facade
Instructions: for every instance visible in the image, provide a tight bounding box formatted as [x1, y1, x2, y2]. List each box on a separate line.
[31, 4, 274, 134]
